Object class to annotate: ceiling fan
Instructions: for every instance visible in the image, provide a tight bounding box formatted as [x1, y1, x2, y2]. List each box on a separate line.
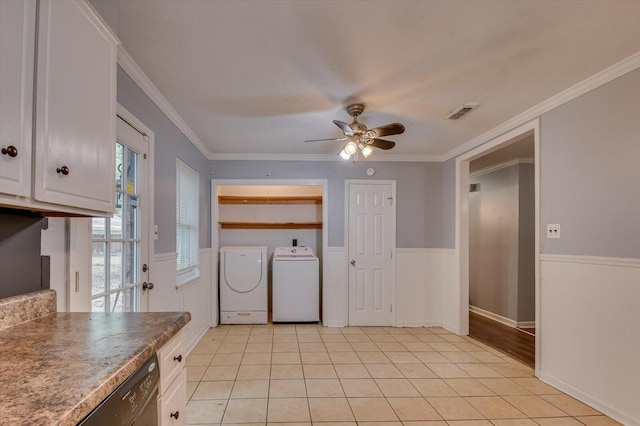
[305, 103, 405, 161]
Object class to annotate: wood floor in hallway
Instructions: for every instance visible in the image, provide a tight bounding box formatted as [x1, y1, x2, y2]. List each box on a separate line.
[469, 311, 535, 368]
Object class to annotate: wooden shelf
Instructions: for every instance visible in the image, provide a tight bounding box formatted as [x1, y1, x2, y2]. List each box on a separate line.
[219, 222, 322, 230]
[218, 195, 322, 205]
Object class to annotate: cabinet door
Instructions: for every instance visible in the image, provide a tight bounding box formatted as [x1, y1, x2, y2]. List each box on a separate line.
[0, 0, 36, 196]
[159, 369, 187, 426]
[33, 0, 117, 213]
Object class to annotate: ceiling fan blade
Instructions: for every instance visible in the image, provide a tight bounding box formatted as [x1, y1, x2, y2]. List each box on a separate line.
[369, 138, 396, 150]
[369, 123, 405, 138]
[333, 120, 354, 136]
[304, 137, 348, 143]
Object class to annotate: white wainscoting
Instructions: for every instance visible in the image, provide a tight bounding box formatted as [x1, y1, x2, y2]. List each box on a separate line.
[151, 249, 213, 355]
[395, 248, 453, 327]
[434, 249, 459, 333]
[539, 254, 640, 426]
[323, 247, 348, 327]
[324, 247, 457, 328]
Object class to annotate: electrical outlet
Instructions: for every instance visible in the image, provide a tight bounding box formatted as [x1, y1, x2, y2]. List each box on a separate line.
[547, 224, 561, 239]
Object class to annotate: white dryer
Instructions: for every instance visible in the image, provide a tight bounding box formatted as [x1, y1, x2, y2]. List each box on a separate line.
[272, 246, 319, 322]
[220, 246, 268, 324]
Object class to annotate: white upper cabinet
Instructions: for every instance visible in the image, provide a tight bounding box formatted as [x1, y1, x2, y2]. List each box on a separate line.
[0, 0, 36, 197]
[0, 0, 118, 215]
[33, 0, 117, 213]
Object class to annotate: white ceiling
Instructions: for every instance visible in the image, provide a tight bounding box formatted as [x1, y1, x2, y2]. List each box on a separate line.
[117, 0, 640, 160]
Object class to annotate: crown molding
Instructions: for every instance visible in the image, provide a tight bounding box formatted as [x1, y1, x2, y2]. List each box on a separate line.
[118, 44, 640, 164]
[117, 47, 210, 159]
[444, 50, 640, 161]
[114, 51, 445, 163]
[209, 152, 337, 161]
[208, 152, 446, 162]
[470, 158, 534, 178]
[81, 0, 121, 46]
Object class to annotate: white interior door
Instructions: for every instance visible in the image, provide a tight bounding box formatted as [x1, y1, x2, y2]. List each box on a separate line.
[347, 181, 395, 326]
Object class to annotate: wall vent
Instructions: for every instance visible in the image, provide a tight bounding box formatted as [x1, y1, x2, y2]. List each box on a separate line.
[446, 103, 479, 120]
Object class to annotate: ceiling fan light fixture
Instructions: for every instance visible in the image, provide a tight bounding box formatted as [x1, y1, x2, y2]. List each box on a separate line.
[306, 104, 404, 161]
[359, 143, 373, 158]
[344, 141, 358, 155]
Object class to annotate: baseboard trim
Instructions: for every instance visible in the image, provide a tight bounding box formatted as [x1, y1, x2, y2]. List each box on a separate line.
[539, 371, 639, 426]
[395, 321, 432, 327]
[440, 322, 459, 335]
[517, 321, 536, 328]
[186, 324, 209, 356]
[323, 320, 346, 328]
[469, 305, 518, 329]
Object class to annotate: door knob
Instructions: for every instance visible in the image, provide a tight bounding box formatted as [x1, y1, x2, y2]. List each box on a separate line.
[350, 260, 356, 266]
[142, 282, 154, 291]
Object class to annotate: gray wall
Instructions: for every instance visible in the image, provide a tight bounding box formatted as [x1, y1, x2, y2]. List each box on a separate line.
[85, 0, 453, 254]
[469, 165, 520, 320]
[0, 210, 46, 298]
[88, 0, 211, 253]
[117, 60, 447, 253]
[540, 67, 640, 259]
[442, 158, 456, 249]
[518, 163, 535, 321]
[469, 163, 535, 322]
[210, 160, 445, 248]
[117, 67, 211, 253]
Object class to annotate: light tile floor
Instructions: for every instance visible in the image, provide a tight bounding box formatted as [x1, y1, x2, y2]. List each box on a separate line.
[186, 324, 621, 425]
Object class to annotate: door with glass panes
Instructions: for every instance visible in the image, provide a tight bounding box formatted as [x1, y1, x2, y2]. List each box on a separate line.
[90, 117, 149, 312]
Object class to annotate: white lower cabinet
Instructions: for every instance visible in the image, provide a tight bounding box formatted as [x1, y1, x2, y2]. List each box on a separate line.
[159, 370, 187, 426]
[157, 329, 187, 426]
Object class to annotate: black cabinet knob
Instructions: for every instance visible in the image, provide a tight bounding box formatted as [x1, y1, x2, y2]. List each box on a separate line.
[1, 146, 18, 158]
[56, 166, 69, 175]
[170, 411, 179, 419]
[174, 354, 183, 363]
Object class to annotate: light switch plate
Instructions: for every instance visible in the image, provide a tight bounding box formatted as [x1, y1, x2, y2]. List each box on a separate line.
[547, 224, 561, 239]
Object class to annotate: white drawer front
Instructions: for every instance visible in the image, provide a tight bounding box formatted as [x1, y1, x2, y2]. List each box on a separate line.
[158, 329, 186, 395]
[158, 369, 186, 426]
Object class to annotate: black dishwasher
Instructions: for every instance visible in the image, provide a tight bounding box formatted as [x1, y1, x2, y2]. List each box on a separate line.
[78, 354, 160, 426]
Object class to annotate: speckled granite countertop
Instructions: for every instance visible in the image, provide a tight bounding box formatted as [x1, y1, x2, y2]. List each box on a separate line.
[0, 291, 191, 426]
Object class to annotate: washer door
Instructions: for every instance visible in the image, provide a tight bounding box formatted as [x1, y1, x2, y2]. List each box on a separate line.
[224, 250, 263, 293]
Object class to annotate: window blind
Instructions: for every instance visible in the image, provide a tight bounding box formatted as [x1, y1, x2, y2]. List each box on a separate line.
[176, 159, 199, 273]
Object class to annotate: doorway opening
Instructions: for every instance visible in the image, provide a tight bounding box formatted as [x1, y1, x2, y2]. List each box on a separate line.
[211, 180, 328, 326]
[456, 119, 540, 373]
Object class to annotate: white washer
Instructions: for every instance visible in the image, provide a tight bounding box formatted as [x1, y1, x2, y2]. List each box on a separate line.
[272, 246, 319, 322]
[220, 246, 268, 324]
